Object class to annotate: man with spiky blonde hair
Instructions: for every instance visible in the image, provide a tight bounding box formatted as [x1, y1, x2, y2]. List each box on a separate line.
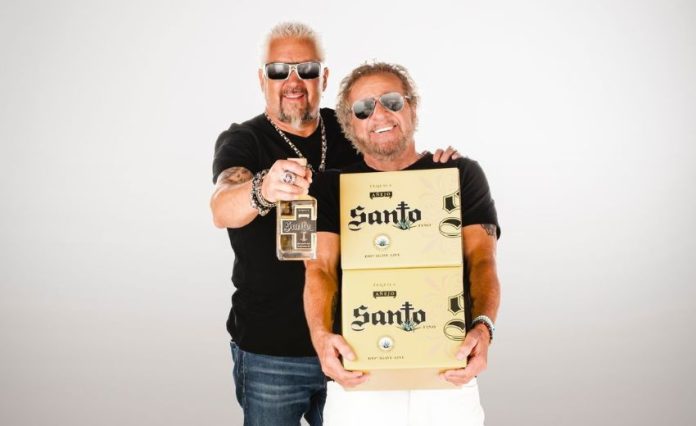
[212, 21, 359, 425]
[211, 23, 458, 425]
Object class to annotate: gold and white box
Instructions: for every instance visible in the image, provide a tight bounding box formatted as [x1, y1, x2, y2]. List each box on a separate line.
[339, 168, 467, 390]
[341, 267, 467, 390]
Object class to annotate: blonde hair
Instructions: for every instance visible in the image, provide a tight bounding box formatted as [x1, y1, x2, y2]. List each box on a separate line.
[260, 22, 325, 64]
[336, 62, 419, 144]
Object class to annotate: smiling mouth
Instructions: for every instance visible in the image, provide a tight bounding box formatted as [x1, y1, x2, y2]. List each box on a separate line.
[283, 91, 306, 100]
[373, 125, 396, 134]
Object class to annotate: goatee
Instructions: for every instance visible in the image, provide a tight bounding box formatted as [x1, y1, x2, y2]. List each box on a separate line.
[280, 108, 317, 131]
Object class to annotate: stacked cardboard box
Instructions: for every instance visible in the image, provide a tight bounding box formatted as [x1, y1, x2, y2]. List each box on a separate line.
[340, 168, 467, 390]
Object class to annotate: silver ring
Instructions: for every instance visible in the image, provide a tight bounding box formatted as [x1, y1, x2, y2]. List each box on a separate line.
[281, 171, 296, 185]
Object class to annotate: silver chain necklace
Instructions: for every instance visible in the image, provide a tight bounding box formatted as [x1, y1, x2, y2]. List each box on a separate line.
[264, 112, 327, 172]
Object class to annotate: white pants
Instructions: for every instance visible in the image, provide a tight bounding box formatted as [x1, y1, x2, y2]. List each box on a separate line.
[324, 378, 485, 426]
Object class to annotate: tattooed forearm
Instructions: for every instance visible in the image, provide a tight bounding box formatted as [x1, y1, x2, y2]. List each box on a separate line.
[216, 167, 252, 186]
[481, 224, 497, 237]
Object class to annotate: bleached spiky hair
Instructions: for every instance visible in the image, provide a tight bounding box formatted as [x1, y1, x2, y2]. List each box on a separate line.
[260, 22, 325, 64]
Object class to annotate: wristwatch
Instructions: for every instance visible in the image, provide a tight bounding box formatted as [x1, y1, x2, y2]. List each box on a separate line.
[471, 315, 495, 343]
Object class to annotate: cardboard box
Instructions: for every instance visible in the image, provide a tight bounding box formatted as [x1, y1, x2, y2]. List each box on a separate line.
[341, 267, 467, 390]
[339, 168, 466, 390]
[340, 168, 463, 270]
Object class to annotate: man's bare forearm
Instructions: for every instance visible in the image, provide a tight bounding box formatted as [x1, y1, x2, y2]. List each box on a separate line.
[446, 223, 500, 382]
[463, 224, 501, 322]
[304, 266, 338, 344]
[304, 233, 367, 386]
[210, 167, 257, 228]
[469, 254, 501, 322]
[304, 232, 341, 348]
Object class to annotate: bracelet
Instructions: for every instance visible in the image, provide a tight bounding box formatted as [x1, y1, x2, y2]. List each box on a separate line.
[250, 169, 275, 216]
[255, 170, 276, 209]
[471, 315, 495, 343]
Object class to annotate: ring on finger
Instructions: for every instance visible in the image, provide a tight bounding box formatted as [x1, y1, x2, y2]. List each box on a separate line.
[281, 171, 297, 185]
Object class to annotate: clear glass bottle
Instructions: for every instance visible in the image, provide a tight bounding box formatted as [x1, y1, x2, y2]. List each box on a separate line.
[276, 158, 317, 260]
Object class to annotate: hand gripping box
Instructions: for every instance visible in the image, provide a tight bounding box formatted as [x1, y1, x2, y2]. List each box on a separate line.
[339, 168, 467, 390]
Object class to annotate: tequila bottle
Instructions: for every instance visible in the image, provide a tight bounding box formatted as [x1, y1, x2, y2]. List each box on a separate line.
[276, 158, 317, 260]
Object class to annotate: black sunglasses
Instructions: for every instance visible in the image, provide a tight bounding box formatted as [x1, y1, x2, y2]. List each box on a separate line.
[263, 61, 322, 80]
[351, 92, 411, 120]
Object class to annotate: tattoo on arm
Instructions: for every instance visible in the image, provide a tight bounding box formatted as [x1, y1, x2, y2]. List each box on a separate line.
[481, 224, 497, 237]
[216, 167, 252, 186]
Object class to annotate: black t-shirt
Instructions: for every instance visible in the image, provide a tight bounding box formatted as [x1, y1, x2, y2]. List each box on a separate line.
[212, 108, 361, 356]
[309, 154, 500, 332]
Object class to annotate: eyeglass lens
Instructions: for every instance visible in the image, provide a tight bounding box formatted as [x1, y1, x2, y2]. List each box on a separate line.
[265, 62, 321, 80]
[352, 92, 406, 120]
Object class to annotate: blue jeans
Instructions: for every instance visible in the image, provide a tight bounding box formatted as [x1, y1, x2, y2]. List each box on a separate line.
[230, 341, 327, 426]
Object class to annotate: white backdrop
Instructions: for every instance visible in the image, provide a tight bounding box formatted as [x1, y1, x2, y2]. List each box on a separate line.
[1, 1, 694, 425]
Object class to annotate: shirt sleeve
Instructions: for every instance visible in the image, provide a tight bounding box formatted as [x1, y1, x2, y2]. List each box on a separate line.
[310, 170, 341, 234]
[212, 124, 260, 184]
[459, 159, 501, 238]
